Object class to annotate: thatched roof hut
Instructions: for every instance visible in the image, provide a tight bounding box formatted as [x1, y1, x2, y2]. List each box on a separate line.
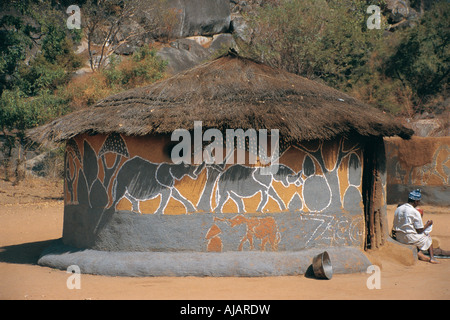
[28, 52, 412, 145]
[33, 52, 414, 277]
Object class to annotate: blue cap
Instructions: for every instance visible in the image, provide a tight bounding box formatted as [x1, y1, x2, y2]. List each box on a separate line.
[409, 189, 421, 201]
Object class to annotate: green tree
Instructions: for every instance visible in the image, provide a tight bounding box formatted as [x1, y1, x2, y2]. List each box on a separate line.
[0, 15, 36, 94]
[239, 0, 387, 89]
[0, 87, 68, 180]
[41, 23, 81, 70]
[83, 0, 178, 71]
[0, 1, 80, 181]
[385, 1, 449, 110]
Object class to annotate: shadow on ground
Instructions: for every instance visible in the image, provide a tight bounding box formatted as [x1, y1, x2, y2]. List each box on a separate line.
[0, 239, 60, 265]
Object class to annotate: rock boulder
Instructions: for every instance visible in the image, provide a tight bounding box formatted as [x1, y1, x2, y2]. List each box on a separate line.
[167, 0, 231, 38]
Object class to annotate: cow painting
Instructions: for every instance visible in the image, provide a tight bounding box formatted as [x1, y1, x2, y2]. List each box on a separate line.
[214, 164, 303, 213]
[112, 157, 205, 214]
[215, 215, 281, 251]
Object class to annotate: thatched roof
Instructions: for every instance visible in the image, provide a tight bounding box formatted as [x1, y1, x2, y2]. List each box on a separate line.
[28, 52, 413, 145]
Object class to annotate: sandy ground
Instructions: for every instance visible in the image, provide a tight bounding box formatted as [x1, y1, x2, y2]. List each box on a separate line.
[0, 177, 449, 301]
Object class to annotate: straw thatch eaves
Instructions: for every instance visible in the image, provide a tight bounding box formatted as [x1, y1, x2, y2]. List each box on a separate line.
[28, 52, 413, 145]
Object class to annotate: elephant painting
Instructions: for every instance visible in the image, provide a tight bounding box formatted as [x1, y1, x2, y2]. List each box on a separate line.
[112, 157, 205, 214]
[214, 164, 303, 213]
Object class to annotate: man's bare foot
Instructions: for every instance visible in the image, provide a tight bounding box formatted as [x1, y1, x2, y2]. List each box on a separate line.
[429, 258, 440, 264]
[418, 251, 431, 262]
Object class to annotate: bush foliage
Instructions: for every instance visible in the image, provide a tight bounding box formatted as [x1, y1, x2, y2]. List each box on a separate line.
[239, 0, 449, 115]
[0, 1, 167, 180]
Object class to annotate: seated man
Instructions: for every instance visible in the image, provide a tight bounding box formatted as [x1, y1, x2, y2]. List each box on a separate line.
[392, 189, 449, 264]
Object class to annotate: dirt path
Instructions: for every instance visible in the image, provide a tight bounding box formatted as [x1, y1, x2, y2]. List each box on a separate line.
[0, 178, 449, 300]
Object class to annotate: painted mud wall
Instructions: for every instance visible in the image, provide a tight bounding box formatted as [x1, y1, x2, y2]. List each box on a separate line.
[385, 137, 450, 206]
[63, 133, 367, 252]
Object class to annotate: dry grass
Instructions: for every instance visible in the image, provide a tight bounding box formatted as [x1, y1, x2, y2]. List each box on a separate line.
[28, 52, 414, 145]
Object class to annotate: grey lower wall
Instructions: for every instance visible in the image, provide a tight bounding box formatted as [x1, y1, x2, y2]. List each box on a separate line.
[62, 205, 364, 252]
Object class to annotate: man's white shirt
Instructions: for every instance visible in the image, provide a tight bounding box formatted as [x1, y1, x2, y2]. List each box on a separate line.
[393, 203, 423, 234]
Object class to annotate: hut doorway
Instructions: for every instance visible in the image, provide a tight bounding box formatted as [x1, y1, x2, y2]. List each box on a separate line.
[362, 137, 387, 250]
